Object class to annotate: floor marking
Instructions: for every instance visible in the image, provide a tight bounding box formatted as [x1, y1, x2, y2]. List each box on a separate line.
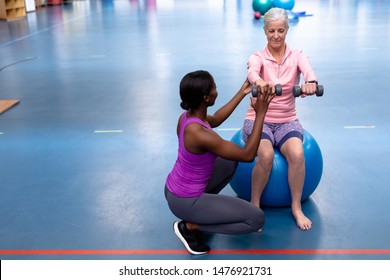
[1, 249, 390, 255]
[0, 57, 38, 72]
[344, 125, 375, 129]
[217, 128, 240, 131]
[0, 12, 94, 48]
[361, 47, 379, 51]
[94, 130, 124, 133]
[89, 54, 106, 58]
[157, 52, 172, 56]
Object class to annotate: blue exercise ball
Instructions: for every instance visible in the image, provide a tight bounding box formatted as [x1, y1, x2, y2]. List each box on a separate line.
[273, 0, 295, 11]
[252, 0, 273, 15]
[230, 129, 323, 207]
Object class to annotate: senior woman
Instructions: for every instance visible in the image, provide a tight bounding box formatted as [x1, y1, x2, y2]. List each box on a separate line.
[243, 8, 319, 230]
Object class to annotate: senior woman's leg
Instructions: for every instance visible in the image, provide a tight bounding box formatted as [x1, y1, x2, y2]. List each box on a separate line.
[280, 137, 312, 230]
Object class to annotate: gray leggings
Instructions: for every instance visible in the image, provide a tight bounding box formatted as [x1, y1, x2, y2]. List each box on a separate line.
[165, 158, 265, 234]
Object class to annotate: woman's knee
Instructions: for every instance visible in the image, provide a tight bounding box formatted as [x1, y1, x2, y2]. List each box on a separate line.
[250, 209, 265, 231]
[281, 139, 305, 166]
[255, 146, 274, 170]
[224, 159, 238, 178]
[285, 147, 305, 166]
[292, 152, 305, 167]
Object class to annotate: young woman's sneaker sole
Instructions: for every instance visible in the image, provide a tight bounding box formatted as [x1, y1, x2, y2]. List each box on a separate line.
[173, 221, 209, 255]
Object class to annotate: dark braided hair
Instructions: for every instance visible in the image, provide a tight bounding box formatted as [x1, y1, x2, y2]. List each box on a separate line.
[179, 70, 214, 110]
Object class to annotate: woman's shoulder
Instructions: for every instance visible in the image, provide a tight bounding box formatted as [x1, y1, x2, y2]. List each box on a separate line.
[251, 48, 268, 57]
[248, 49, 268, 64]
[180, 113, 211, 129]
[286, 45, 304, 55]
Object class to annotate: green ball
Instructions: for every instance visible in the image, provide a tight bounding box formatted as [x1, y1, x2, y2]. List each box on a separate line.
[252, 0, 273, 15]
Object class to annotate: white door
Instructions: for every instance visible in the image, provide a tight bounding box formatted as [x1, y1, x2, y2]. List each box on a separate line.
[25, 0, 37, 12]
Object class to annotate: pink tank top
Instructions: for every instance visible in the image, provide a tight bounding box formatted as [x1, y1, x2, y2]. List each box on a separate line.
[166, 112, 217, 197]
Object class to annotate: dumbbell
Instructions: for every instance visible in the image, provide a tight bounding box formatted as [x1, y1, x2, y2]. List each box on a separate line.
[293, 84, 324, 97]
[251, 84, 282, 97]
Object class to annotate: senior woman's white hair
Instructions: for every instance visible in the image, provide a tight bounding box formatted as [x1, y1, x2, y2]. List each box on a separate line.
[263, 8, 289, 29]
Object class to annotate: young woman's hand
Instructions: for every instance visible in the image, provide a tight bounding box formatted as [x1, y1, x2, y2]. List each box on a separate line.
[251, 83, 275, 114]
[238, 78, 252, 96]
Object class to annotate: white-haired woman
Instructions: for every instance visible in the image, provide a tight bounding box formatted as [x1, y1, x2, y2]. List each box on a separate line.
[243, 8, 319, 230]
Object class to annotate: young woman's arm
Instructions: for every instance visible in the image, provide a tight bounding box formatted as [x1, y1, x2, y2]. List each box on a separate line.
[186, 85, 274, 162]
[206, 79, 251, 128]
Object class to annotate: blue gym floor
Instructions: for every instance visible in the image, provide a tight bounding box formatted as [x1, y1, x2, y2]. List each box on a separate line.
[1, 0, 390, 260]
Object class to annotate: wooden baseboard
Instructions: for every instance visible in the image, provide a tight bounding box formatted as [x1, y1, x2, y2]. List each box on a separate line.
[0, 100, 20, 114]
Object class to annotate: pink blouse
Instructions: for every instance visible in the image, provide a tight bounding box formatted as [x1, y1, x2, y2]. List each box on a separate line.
[246, 44, 317, 123]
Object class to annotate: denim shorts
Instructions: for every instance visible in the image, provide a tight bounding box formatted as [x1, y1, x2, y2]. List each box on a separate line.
[243, 119, 303, 149]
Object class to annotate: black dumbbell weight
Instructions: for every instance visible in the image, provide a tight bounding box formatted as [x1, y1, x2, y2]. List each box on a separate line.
[251, 84, 282, 97]
[293, 84, 324, 97]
